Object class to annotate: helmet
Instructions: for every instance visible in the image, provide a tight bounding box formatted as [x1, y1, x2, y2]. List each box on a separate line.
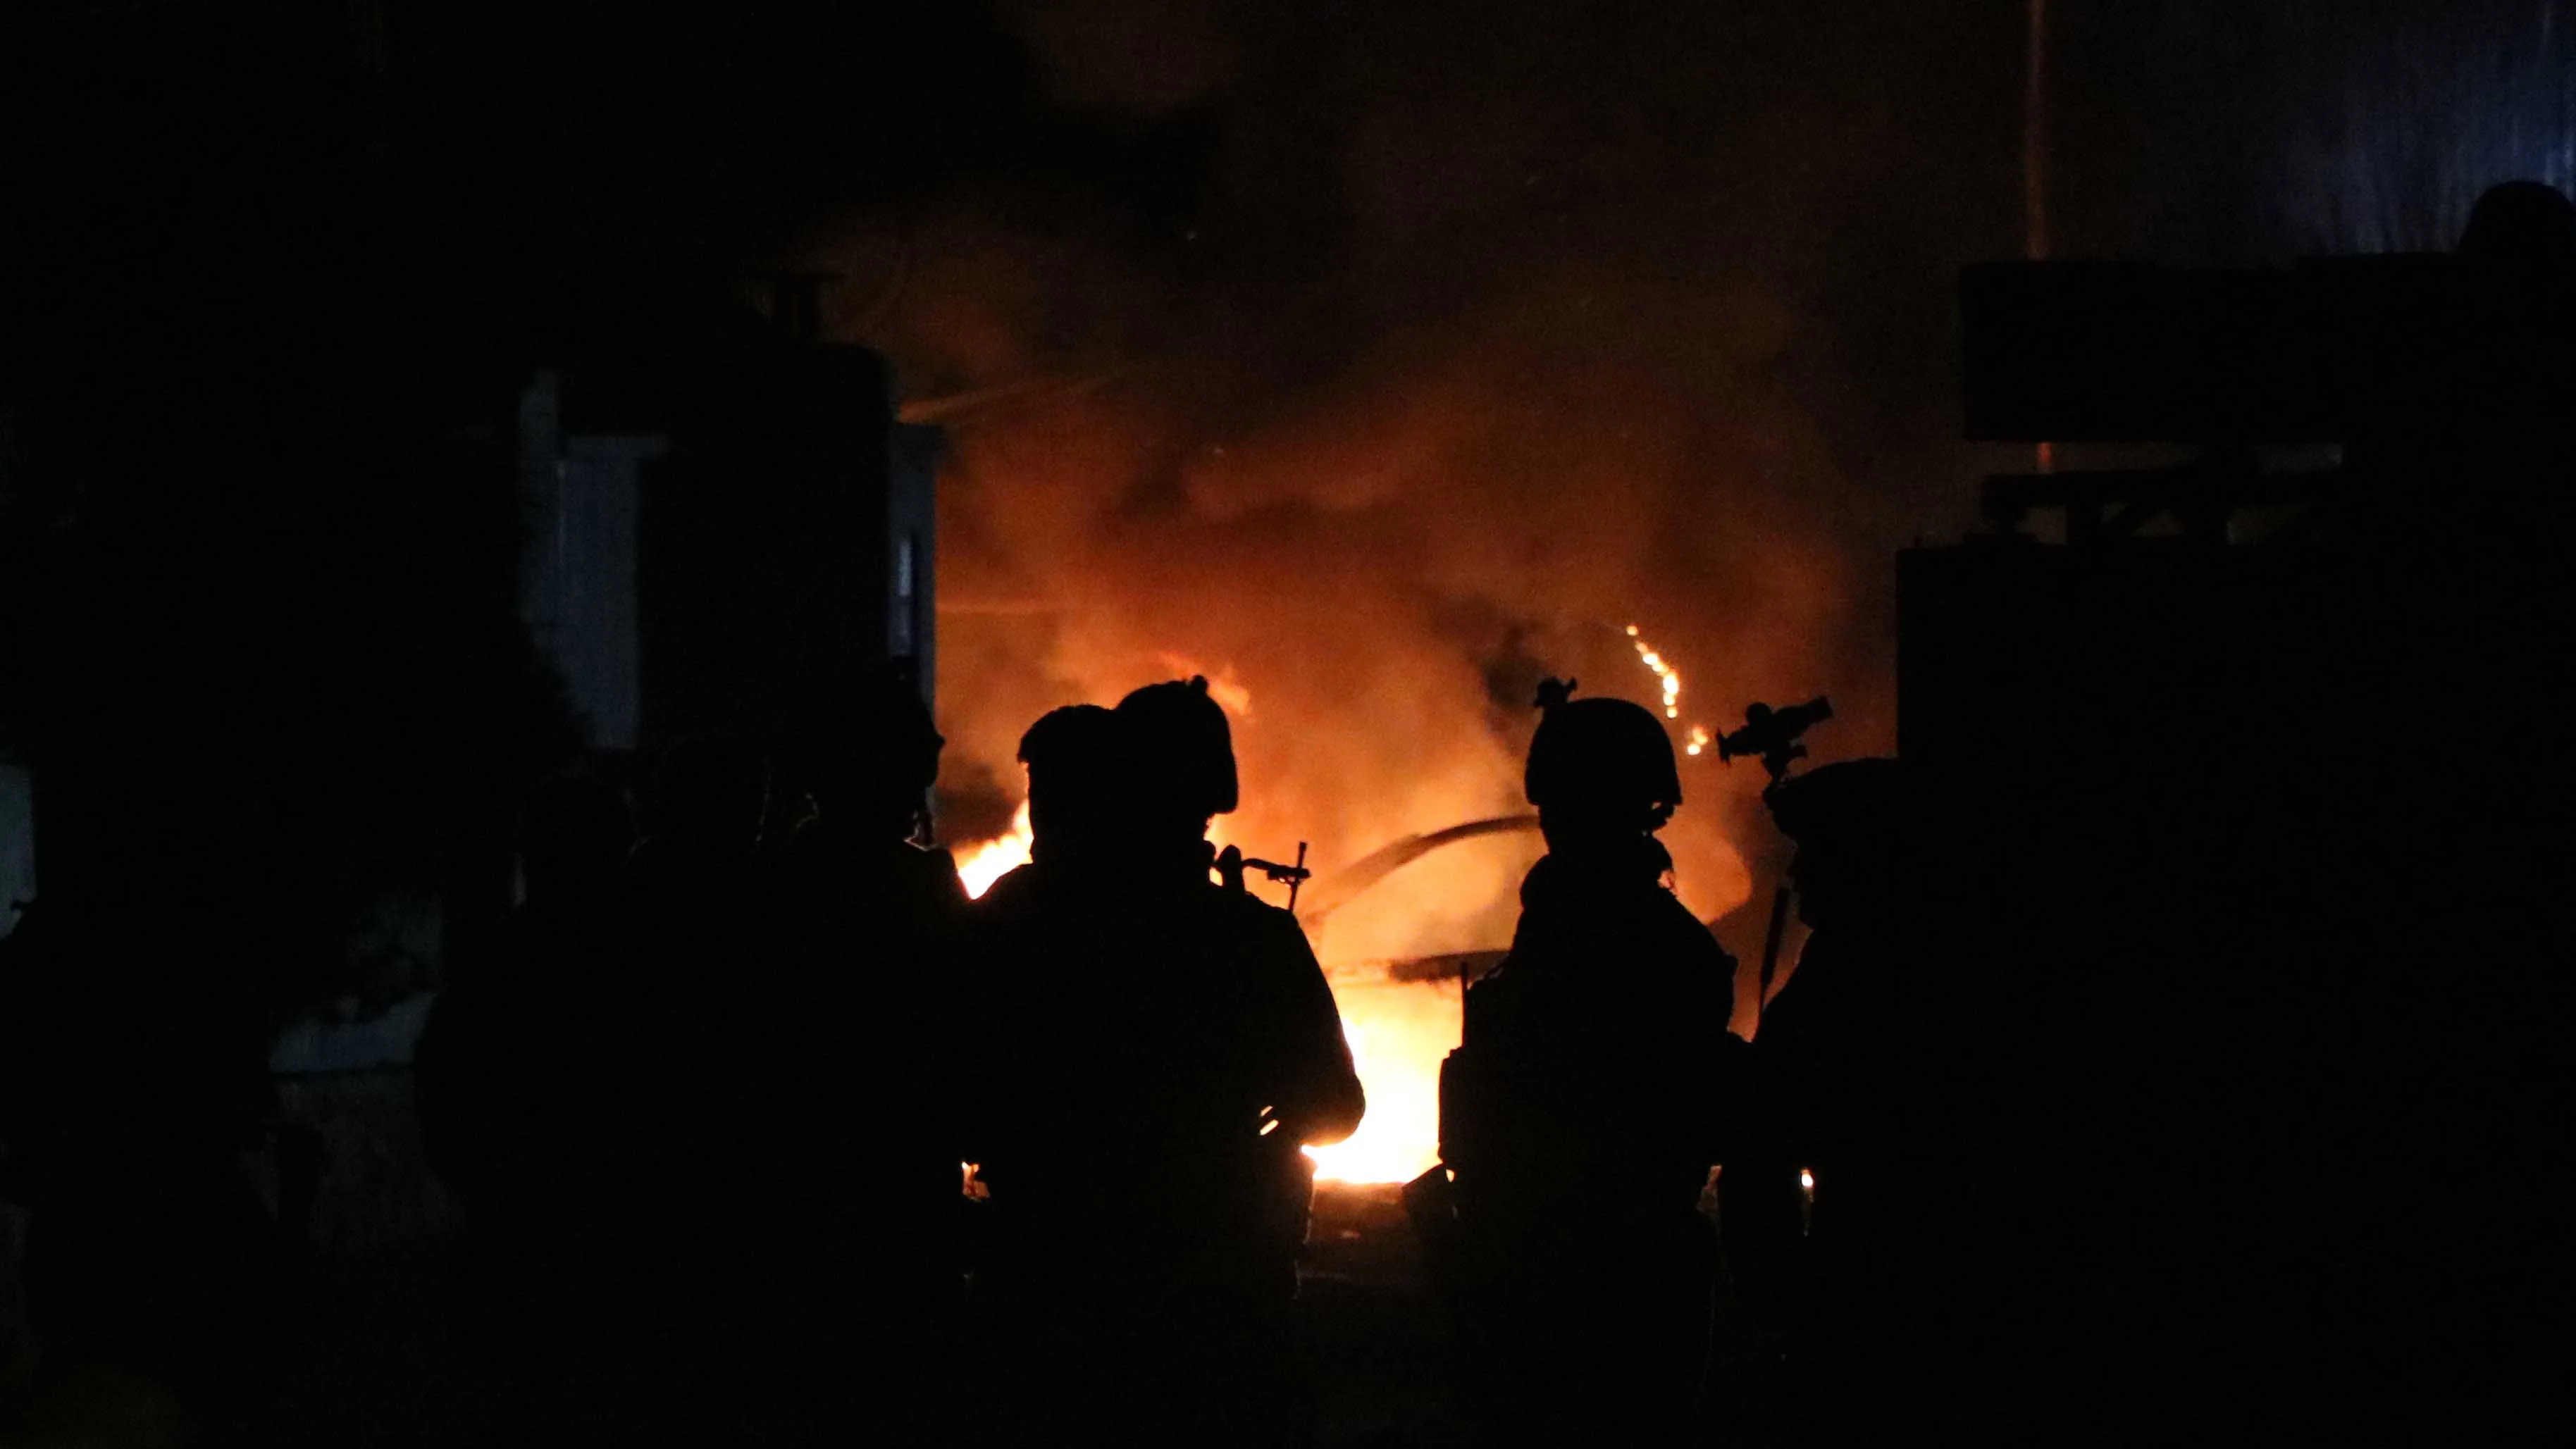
[785, 664, 943, 800]
[1766, 758, 1915, 927]
[2459, 180, 2576, 279]
[1114, 676, 1239, 817]
[650, 735, 769, 845]
[1764, 757, 1908, 849]
[1017, 703, 1120, 775]
[517, 772, 635, 889]
[1018, 704, 1128, 850]
[1523, 679, 1682, 813]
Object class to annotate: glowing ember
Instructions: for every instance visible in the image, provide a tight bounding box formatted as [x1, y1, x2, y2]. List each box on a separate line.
[955, 800, 1034, 900]
[1625, 623, 1711, 743]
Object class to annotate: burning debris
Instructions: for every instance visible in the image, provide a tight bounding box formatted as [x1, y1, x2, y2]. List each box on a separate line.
[1627, 621, 1724, 751]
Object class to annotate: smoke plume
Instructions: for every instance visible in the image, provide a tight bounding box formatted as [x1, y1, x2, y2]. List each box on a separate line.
[788, 1, 2024, 982]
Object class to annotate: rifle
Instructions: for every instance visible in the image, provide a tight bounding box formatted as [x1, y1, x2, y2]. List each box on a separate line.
[1719, 697, 1834, 1024]
[1216, 841, 1312, 911]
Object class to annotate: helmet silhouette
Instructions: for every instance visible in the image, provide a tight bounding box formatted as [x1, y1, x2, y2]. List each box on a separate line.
[786, 664, 943, 800]
[1523, 678, 1682, 814]
[2459, 180, 2576, 280]
[1764, 756, 1907, 848]
[1018, 703, 1129, 849]
[1115, 676, 1239, 818]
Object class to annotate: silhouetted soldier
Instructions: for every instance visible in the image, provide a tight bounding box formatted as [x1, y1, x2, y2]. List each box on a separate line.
[418, 773, 635, 1198]
[413, 771, 641, 1438]
[2320, 180, 2576, 1438]
[967, 679, 1362, 1448]
[760, 666, 966, 1441]
[624, 734, 769, 911]
[959, 702, 1129, 1033]
[1727, 758, 1998, 1443]
[0, 882, 290, 1445]
[959, 700, 1130, 1366]
[991, 702, 1129, 871]
[603, 732, 776, 1422]
[1437, 679, 1740, 1445]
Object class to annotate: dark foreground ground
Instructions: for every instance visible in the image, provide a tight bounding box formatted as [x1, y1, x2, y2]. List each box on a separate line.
[1, 1093, 1788, 1447]
[1302, 1183, 1790, 1449]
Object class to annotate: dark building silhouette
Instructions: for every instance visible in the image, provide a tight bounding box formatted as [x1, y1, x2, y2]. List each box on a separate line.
[1899, 216, 2576, 1441]
[0, 13, 953, 1441]
[518, 310, 941, 760]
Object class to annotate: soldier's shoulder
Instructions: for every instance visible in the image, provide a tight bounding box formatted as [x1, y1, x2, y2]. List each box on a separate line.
[1212, 881, 1301, 927]
[974, 862, 1042, 912]
[896, 840, 960, 880]
[1650, 889, 1734, 960]
[1187, 882, 1313, 948]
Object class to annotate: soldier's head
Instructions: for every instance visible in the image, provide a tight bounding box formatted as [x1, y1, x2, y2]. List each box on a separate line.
[2460, 180, 2576, 288]
[1524, 678, 1682, 855]
[1114, 676, 1238, 847]
[1767, 757, 1914, 930]
[1018, 704, 1131, 862]
[784, 664, 944, 842]
[517, 772, 634, 906]
[648, 735, 769, 861]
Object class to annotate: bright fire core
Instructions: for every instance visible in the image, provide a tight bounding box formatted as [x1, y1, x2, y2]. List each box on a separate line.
[1301, 974, 1461, 1183]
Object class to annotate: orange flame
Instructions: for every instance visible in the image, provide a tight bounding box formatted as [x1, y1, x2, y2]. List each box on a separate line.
[1302, 971, 1462, 1183]
[955, 800, 1034, 900]
[942, 630, 1726, 1187]
[948, 798, 1467, 1183]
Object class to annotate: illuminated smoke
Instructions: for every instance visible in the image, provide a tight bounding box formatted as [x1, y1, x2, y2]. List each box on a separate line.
[822, 0, 2576, 1183]
[804, 0, 2007, 1176]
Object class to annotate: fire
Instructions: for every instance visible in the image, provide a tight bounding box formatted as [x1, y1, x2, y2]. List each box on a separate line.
[1303, 970, 1463, 1183]
[955, 800, 1034, 900]
[946, 800, 1469, 1183]
[1154, 655, 1255, 721]
[941, 625, 1729, 1187]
